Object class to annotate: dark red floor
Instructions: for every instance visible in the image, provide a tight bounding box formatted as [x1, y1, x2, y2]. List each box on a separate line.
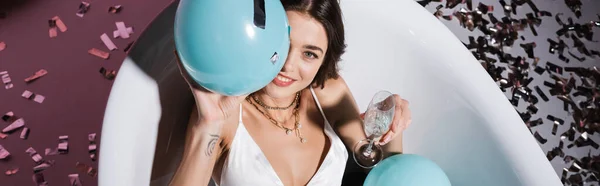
[0, 0, 173, 185]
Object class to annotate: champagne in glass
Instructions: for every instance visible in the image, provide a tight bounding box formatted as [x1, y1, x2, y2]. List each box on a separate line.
[353, 90, 395, 168]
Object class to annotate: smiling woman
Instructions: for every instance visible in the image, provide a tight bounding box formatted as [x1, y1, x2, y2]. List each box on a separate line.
[100, 0, 561, 186]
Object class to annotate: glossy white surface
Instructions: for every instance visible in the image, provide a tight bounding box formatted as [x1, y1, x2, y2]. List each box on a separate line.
[99, 0, 562, 185]
[99, 58, 162, 186]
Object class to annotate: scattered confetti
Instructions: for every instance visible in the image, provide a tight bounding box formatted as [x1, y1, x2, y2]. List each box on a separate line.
[99, 67, 117, 80]
[108, 5, 122, 14]
[48, 20, 57, 38]
[2, 118, 24, 133]
[113, 27, 134, 39]
[5, 168, 18, 176]
[101, 33, 118, 51]
[1, 111, 13, 122]
[1, 71, 13, 89]
[33, 94, 45, 104]
[75, 162, 97, 177]
[32, 172, 48, 186]
[76, 2, 91, 18]
[88, 48, 110, 59]
[22, 90, 33, 99]
[115, 21, 131, 39]
[0, 145, 10, 159]
[25, 147, 43, 164]
[58, 135, 69, 154]
[0, 41, 5, 52]
[44, 148, 58, 156]
[52, 16, 67, 32]
[534, 131, 548, 144]
[33, 161, 53, 173]
[69, 174, 83, 186]
[49, 16, 67, 38]
[421, 0, 600, 184]
[20, 127, 29, 139]
[89, 133, 97, 161]
[24, 69, 48, 83]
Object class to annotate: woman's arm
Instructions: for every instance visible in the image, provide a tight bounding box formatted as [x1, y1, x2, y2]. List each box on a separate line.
[168, 106, 226, 186]
[314, 77, 403, 158]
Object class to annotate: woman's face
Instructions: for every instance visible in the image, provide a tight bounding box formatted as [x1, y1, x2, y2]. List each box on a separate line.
[261, 11, 328, 99]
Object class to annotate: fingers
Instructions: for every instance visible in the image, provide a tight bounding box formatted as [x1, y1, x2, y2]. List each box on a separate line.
[379, 94, 411, 146]
[379, 130, 395, 145]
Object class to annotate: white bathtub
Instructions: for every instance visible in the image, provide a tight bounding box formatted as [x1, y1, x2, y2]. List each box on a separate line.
[98, 0, 563, 185]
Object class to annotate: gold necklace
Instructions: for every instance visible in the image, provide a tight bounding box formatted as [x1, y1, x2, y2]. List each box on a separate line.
[246, 95, 306, 143]
[252, 92, 300, 110]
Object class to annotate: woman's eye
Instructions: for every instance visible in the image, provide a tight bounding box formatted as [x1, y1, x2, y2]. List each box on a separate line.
[304, 52, 318, 59]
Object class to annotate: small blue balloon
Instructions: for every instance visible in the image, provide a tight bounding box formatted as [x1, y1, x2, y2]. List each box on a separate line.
[364, 154, 452, 186]
[174, 0, 290, 96]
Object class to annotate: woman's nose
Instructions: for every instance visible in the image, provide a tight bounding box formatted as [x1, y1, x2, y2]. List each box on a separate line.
[281, 50, 297, 72]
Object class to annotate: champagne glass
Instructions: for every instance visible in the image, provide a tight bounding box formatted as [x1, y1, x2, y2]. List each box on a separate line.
[353, 90, 395, 168]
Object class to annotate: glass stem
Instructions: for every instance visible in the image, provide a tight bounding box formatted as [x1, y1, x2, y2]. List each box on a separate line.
[363, 140, 375, 157]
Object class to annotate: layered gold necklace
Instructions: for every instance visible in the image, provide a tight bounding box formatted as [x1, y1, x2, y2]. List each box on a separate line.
[246, 92, 306, 143]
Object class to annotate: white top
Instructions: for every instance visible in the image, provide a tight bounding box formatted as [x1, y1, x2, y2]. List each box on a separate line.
[218, 87, 349, 186]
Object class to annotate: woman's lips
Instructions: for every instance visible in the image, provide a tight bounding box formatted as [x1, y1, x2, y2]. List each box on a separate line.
[272, 74, 295, 87]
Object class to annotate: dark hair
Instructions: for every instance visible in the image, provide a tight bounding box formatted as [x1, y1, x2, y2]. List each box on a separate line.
[280, 0, 347, 89]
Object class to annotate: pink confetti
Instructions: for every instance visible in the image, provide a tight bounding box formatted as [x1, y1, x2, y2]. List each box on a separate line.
[25, 147, 37, 156]
[108, 5, 122, 14]
[0, 41, 5, 51]
[101, 33, 118, 51]
[69, 174, 83, 186]
[52, 16, 67, 32]
[24, 69, 48, 83]
[0, 133, 7, 139]
[44, 148, 58, 156]
[33, 162, 52, 172]
[115, 21, 130, 39]
[20, 127, 29, 139]
[113, 27, 133, 38]
[76, 2, 91, 18]
[88, 144, 97, 151]
[33, 172, 47, 186]
[2, 118, 25, 133]
[88, 133, 96, 141]
[0, 145, 10, 159]
[5, 84, 13, 89]
[5, 168, 18, 176]
[22, 90, 33, 99]
[2, 74, 11, 84]
[3, 111, 15, 122]
[88, 48, 110, 59]
[31, 154, 43, 163]
[49, 27, 57, 38]
[33, 94, 45, 103]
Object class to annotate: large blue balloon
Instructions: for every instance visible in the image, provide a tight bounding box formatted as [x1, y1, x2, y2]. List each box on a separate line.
[174, 0, 290, 96]
[364, 154, 452, 186]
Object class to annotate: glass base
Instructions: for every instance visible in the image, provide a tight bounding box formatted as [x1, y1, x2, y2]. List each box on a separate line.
[352, 139, 383, 169]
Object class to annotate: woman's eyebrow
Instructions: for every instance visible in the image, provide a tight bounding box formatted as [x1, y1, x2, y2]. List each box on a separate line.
[303, 45, 324, 54]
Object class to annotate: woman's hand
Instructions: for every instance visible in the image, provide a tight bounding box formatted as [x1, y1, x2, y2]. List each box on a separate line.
[360, 94, 411, 146]
[175, 53, 248, 126]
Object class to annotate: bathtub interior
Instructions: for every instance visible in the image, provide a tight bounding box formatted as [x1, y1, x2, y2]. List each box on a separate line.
[99, 0, 562, 186]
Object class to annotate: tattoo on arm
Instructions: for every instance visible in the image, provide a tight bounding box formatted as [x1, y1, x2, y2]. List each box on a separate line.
[205, 134, 220, 157]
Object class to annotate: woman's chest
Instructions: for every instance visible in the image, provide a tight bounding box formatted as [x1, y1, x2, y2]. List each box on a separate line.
[244, 114, 332, 185]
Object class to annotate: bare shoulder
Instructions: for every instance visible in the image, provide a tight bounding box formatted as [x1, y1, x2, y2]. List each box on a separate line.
[312, 76, 360, 123]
